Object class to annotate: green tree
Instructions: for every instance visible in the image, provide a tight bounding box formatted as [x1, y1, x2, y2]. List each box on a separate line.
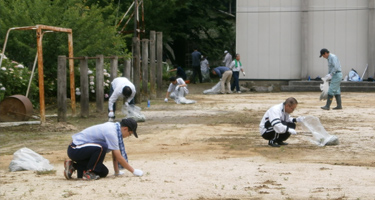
[0, 0, 127, 98]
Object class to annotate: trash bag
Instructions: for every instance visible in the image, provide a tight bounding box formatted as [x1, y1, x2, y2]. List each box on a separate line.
[9, 147, 54, 172]
[300, 116, 339, 146]
[122, 104, 146, 122]
[203, 81, 221, 94]
[173, 86, 196, 104]
[349, 69, 361, 81]
[319, 77, 329, 100]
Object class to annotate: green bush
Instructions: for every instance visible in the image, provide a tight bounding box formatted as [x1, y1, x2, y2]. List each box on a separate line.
[0, 53, 39, 106]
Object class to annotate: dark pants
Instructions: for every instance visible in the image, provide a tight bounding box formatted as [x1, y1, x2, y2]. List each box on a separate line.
[191, 65, 202, 84]
[108, 85, 135, 116]
[231, 71, 240, 91]
[67, 142, 109, 178]
[262, 121, 296, 142]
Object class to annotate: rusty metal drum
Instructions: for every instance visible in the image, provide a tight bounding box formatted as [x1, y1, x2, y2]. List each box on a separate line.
[0, 95, 33, 122]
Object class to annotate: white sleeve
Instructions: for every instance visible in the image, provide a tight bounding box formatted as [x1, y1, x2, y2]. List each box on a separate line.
[269, 108, 288, 134]
[108, 87, 122, 110]
[229, 61, 235, 69]
[177, 78, 186, 85]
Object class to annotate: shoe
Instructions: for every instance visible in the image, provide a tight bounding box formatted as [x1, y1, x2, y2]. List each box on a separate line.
[64, 160, 75, 180]
[82, 170, 99, 180]
[227, 91, 233, 94]
[237, 91, 241, 94]
[268, 140, 280, 147]
[277, 141, 288, 145]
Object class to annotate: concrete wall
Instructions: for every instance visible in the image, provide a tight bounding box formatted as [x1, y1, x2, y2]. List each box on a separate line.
[237, 0, 374, 80]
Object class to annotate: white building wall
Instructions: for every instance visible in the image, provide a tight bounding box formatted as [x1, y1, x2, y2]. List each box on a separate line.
[237, 0, 371, 80]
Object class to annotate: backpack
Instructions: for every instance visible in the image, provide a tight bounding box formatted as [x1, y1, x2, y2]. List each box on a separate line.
[348, 69, 360, 81]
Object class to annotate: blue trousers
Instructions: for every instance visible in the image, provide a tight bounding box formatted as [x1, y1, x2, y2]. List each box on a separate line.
[67, 142, 109, 178]
[231, 71, 240, 91]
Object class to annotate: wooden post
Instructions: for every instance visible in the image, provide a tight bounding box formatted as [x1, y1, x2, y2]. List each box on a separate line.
[124, 59, 131, 79]
[110, 56, 118, 81]
[133, 37, 141, 104]
[80, 57, 89, 117]
[57, 56, 67, 122]
[36, 27, 46, 124]
[96, 54, 104, 113]
[68, 32, 76, 116]
[156, 32, 163, 98]
[142, 39, 149, 101]
[149, 31, 156, 99]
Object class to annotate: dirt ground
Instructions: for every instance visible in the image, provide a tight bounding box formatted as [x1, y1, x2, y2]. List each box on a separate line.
[1, 82, 375, 200]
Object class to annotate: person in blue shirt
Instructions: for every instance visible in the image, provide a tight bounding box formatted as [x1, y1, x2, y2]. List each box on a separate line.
[169, 65, 187, 80]
[212, 66, 233, 94]
[190, 47, 202, 84]
[319, 48, 343, 110]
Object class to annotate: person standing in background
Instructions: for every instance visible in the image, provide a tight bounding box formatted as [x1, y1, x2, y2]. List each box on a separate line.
[191, 47, 202, 84]
[319, 48, 343, 110]
[223, 50, 232, 68]
[229, 53, 245, 93]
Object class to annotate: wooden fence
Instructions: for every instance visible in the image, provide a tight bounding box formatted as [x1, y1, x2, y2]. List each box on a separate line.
[57, 32, 163, 121]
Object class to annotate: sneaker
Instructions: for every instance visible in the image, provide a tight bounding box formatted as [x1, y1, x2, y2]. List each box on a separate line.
[277, 141, 288, 145]
[237, 91, 241, 94]
[82, 171, 99, 181]
[64, 160, 75, 180]
[268, 140, 280, 147]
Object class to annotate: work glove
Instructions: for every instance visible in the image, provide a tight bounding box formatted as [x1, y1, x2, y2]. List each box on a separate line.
[220, 78, 222, 81]
[125, 102, 129, 107]
[296, 116, 305, 122]
[108, 111, 115, 118]
[133, 169, 143, 177]
[114, 171, 124, 176]
[324, 74, 332, 80]
[289, 129, 297, 135]
[242, 71, 246, 76]
[164, 98, 168, 103]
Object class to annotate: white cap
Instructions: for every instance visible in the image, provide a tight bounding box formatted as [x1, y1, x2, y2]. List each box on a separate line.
[224, 50, 228, 54]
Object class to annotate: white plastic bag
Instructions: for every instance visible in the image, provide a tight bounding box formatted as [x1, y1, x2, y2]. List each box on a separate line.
[9, 147, 54, 172]
[203, 81, 221, 94]
[300, 116, 339, 146]
[122, 104, 146, 122]
[319, 77, 329, 100]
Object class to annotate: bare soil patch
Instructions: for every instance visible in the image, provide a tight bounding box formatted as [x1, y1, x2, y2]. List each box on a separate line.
[1, 84, 375, 200]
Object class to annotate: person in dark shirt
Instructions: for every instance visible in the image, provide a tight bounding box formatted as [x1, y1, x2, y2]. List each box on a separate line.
[169, 65, 187, 80]
[190, 47, 202, 84]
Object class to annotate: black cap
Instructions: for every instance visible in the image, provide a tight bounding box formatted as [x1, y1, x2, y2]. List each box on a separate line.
[319, 48, 329, 57]
[120, 118, 138, 138]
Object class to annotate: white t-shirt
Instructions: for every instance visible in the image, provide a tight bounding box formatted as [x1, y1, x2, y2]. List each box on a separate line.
[72, 122, 119, 151]
[167, 78, 186, 93]
[109, 77, 136, 110]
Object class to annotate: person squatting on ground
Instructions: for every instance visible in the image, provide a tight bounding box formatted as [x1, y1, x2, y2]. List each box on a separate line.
[64, 118, 143, 180]
[164, 76, 188, 103]
[223, 50, 232, 68]
[212, 66, 233, 94]
[259, 97, 304, 147]
[191, 47, 202, 84]
[319, 48, 343, 110]
[229, 53, 245, 93]
[108, 77, 136, 121]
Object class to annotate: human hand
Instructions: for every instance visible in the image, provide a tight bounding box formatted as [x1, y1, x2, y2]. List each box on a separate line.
[220, 78, 222, 81]
[164, 98, 168, 103]
[114, 171, 125, 176]
[125, 102, 129, 107]
[108, 111, 115, 118]
[324, 74, 332, 80]
[242, 71, 246, 76]
[289, 129, 297, 135]
[133, 169, 143, 177]
[296, 116, 305, 122]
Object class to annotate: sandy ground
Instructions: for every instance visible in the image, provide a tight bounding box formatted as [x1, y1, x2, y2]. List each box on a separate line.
[1, 85, 375, 200]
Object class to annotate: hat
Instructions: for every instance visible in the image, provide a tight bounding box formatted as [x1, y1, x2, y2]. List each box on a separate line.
[224, 50, 228, 54]
[120, 118, 138, 138]
[319, 48, 329, 57]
